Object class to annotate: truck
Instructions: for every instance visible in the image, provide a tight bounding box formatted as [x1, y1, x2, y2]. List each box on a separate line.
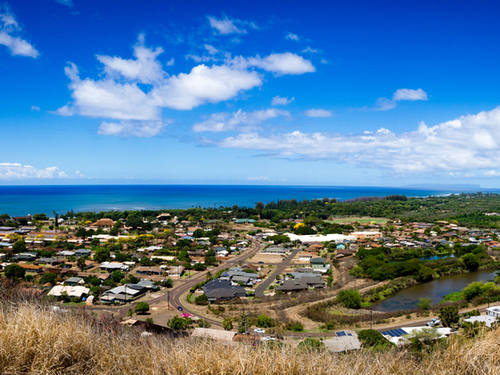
[426, 319, 441, 327]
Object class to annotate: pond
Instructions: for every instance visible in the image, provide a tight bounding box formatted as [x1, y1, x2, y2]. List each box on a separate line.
[417, 254, 455, 261]
[372, 270, 498, 312]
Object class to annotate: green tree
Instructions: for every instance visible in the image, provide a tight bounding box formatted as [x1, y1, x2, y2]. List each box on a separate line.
[135, 302, 150, 314]
[111, 270, 125, 283]
[462, 253, 480, 271]
[77, 257, 87, 271]
[162, 277, 174, 288]
[140, 257, 152, 266]
[93, 248, 110, 263]
[194, 294, 209, 305]
[12, 240, 27, 254]
[416, 297, 433, 310]
[238, 312, 250, 333]
[168, 316, 191, 330]
[198, 319, 211, 328]
[358, 329, 387, 347]
[145, 317, 154, 324]
[33, 213, 49, 221]
[336, 288, 362, 309]
[222, 317, 233, 331]
[4, 264, 25, 280]
[39, 272, 57, 285]
[256, 314, 273, 328]
[439, 306, 460, 327]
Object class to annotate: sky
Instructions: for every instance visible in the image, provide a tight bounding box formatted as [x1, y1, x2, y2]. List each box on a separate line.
[2, 0, 500, 186]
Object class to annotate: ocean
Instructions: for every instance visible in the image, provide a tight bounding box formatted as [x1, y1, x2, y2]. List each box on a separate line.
[0, 185, 495, 217]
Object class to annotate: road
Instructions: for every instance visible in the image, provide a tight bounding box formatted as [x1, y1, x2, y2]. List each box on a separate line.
[254, 247, 302, 297]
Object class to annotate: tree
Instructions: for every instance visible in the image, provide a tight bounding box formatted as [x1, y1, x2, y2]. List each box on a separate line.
[256, 314, 273, 328]
[77, 257, 87, 271]
[336, 288, 362, 309]
[416, 297, 433, 310]
[238, 312, 250, 333]
[462, 253, 480, 271]
[193, 229, 205, 238]
[194, 294, 209, 305]
[198, 319, 211, 328]
[12, 240, 27, 254]
[4, 264, 25, 280]
[162, 277, 174, 288]
[168, 316, 191, 330]
[135, 302, 150, 314]
[222, 317, 233, 331]
[111, 270, 125, 283]
[358, 329, 387, 347]
[193, 263, 206, 271]
[205, 271, 213, 282]
[439, 306, 460, 327]
[33, 213, 49, 221]
[93, 248, 110, 263]
[140, 257, 152, 266]
[39, 272, 57, 285]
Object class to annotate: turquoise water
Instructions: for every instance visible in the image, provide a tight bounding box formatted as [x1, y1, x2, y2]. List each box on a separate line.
[417, 254, 455, 261]
[0, 184, 491, 216]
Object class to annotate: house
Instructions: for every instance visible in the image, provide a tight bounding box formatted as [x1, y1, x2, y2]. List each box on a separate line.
[234, 219, 256, 224]
[91, 218, 115, 229]
[275, 279, 309, 293]
[310, 257, 326, 269]
[169, 266, 185, 278]
[100, 284, 146, 303]
[74, 249, 91, 257]
[57, 250, 76, 258]
[202, 279, 246, 302]
[486, 306, 500, 318]
[35, 257, 63, 266]
[136, 280, 158, 290]
[64, 277, 84, 286]
[135, 266, 164, 276]
[464, 315, 497, 328]
[47, 285, 90, 299]
[264, 246, 287, 254]
[298, 253, 314, 262]
[100, 262, 129, 272]
[19, 264, 43, 273]
[15, 252, 39, 261]
[323, 331, 361, 352]
[191, 328, 237, 343]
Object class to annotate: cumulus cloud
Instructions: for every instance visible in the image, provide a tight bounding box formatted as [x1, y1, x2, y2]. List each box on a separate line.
[0, 163, 68, 180]
[374, 88, 428, 111]
[285, 33, 299, 41]
[303, 109, 333, 117]
[230, 52, 315, 75]
[31, 106, 40, 111]
[0, 6, 39, 58]
[98, 120, 168, 137]
[56, 36, 315, 136]
[208, 16, 249, 34]
[193, 108, 290, 133]
[272, 96, 294, 106]
[207, 106, 500, 175]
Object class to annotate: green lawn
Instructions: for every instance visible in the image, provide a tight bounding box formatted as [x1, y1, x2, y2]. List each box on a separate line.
[326, 217, 389, 225]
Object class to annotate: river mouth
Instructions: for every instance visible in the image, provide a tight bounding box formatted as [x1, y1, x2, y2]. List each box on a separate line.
[372, 270, 497, 312]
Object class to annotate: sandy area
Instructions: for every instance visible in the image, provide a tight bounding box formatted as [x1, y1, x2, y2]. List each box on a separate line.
[248, 253, 287, 264]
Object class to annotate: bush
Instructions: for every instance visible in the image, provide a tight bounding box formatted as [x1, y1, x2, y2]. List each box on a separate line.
[439, 306, 459, 327]
[222, 318, 233, 331]
[194, 294, 209, 305]
[416, 297, 433, 310]
[256, 314, 273, 328]
[39, 272, 57, 285]
[135, 302, 150, 314]
[336, 289, 362, 309]
[358, 329, 386, 347]
[298, 338, 324, 351]
[4, 264, 25, 280]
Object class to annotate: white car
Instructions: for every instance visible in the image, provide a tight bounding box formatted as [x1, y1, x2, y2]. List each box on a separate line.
[262, 336, 275, 341]
[254, 328, 266, 334]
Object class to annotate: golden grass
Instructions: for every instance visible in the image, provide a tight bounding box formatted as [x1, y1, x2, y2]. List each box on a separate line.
[1, 302, 500, 374]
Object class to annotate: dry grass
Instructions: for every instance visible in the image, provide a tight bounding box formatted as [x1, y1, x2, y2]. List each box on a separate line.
[1, 301, 500, 374]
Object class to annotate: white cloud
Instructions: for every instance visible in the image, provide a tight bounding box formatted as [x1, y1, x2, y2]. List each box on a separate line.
[98, 120, 168, 137]
[186, 54, 215, 63]
[303, 109, 333, 117]
[272, 96, 294, 106]
[285, 33, 299, 41]
[55, 0, 73, 6]
[209, 106, 500, 175]
[374, 88, 428, 111]
[96, 37, 165, 84]
[31, 106, 40, 111]
[205, 44, 219, 55]
[166, 58, 174, 66]
[302, 47, 318, 53]
[152, 64, 262, 110]
[0, 7, 39, 58]
[193, 108, 290, 133]
[0, 163, 68, 180]
[231, 52, 315, 76]
[208, 16, 247, 34]
[484, 170, 500, 177]
[247, 176, 272, 181]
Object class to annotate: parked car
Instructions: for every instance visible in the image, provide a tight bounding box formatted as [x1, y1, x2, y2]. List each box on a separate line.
[254, 328, 265, 334]
[262, 336, 275, 341]
[426, 319, 441, 327]
[177, 306, 183, 311]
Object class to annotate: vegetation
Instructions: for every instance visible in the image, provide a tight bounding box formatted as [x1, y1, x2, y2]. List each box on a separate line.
[336, 289, 362, 309]
[134, 302, 150, 314]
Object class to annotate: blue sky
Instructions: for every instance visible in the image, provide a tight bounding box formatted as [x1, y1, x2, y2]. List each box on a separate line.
[2, 0, 500, 186]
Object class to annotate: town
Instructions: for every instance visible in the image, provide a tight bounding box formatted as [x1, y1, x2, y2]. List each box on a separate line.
[0, 193, 500, 353]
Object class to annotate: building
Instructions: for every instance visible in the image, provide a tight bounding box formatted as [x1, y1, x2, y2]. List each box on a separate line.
[47, 285, 90, 299]
[202, 279, 246, 303]
[310, 257, 326, 269]
[100, 284, 146, 303]
[323, 331, 361, 352]
[486, 306, 500, 318]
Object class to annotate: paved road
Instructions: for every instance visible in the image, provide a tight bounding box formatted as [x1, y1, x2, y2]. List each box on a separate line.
[254, 247, 302, 297]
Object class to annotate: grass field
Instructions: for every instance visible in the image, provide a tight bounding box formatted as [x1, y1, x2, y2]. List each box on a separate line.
[326, 217, 389, 225]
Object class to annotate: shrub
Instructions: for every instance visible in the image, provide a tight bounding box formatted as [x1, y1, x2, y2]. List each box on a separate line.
[358, 329, 386, 347]
[256, 314, 273, 328]
[336, 289, 362, 309]
[194, 294, 209, 305]
[135, 302, 150, 314]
